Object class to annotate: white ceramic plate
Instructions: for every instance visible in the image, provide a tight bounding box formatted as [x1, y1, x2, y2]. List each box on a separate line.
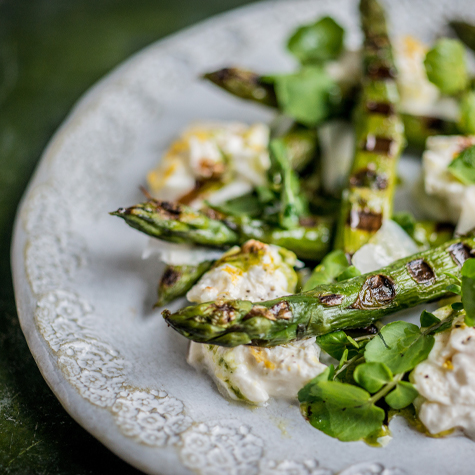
[12, 1, 475, 474]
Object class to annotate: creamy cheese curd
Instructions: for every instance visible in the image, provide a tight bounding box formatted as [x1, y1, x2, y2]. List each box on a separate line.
[187, 240, 298, 303]
[352, 219, 418, 274]
[412, 310, 475, 440]
[186, 240, 326, 404]
[420, 135, 475, 223]
[147, 122, 270, 205]
[395, 36, 458, 119]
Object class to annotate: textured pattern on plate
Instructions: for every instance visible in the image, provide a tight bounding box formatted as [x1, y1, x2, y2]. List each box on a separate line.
[13, 0, 475, 474]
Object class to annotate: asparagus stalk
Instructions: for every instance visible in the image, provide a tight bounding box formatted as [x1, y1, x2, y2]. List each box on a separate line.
[156, 261, 213, 307]
[333, 0, 405, 255]
[204, 68, 278, 107]
[162, 235, 475, 347]
[204, 67, 458, 150]
[111, 200, 333, 260]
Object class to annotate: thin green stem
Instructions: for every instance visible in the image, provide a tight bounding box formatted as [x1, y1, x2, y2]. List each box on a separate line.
[369, 373, 403, 404]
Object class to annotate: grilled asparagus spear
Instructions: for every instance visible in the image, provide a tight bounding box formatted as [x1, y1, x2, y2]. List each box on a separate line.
[156, 261, 213, 307]
[162, 235, 475, 347]
[204, 67, 458, 150]
[333, 0, 405, 255]
[111, 200, 333, 260]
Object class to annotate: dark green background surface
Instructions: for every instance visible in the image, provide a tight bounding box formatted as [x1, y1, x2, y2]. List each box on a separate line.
[0, 1, 257, 473]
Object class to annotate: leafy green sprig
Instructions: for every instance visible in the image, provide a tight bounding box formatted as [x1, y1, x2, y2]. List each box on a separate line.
[299, 310, 459, 443]
[443, 258, 475, 326]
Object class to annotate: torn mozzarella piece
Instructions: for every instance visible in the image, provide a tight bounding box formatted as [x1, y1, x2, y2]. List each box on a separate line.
[394, 36, 440, 116]
[455, 186, 475, 236]
[188, 338, 325, 404]
[420, 135, 475, 223]
[186, 240, 326, 404]
[147, 122, 270, 205]
[412, 311, 475, 440]
[318, 120, 355, 195]
[186, 241, 297, 303]
[352, 219, 419, 274]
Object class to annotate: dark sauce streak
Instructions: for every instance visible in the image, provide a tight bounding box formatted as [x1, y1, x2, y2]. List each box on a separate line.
[422, 116, 445, 131]
[347, 209, 383, 232]
[212, 302, 237, 323]
[160, 267, 181, 288]
[367, 64, 396, 80]
[350, 274, 396, 310]
[363, 135, 395, 155]
[270, 301, 292, 320]
[319, 294, 344, 306]
[448, 242, 474, 267]
[406, 259, 435, 285]
[349, 167, 388, 190]
[365, 101, 395, 116]
[159, 201, 183, 218]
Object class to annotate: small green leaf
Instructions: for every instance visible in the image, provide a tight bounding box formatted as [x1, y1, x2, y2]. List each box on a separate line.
[272, 66, 338, 126]
[458, 90, 475, 134]
[452, 302, 464, 311]
[287, 16, 345, 64]
[420, 310, 441, 328]
[316, 331, 361, 360]
[299, 380, 385, 442]
[304, 250, 349, 290]
[268, 138, 308, 229]
[346, 335, 359, 350]
[462, 259, 475, 326]
[446, 284, 462, 295]
[424, 38, 468, 95]
[354, 362, 393, 394]
[336, 265, 361, 282]
[364, 321, 435, 374]
[297, 365, 335, 402]
[384, 381, 419, 410]
[448, 145, 475, 185]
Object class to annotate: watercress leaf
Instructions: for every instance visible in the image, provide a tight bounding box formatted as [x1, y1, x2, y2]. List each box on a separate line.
[446, 284, 462, 295]
[269, 138, 307, 229]
[287, 16, 345, 64]
[337, 348, 349, 370]
[316, 331, 360, 360]
[346, 335, 359, 350]
[462, 258, 475, 279]
[336, 265, 361, 282]
[272, 66, 338, 126]
[299, 380, 385, 442]
[462, 259, 475, 325]
[207, 193, 262, 217]
[424, 38, 469, 95]
[458, 90, 475, 134]
[298, 365, 335, 402]
[420, 310, 441, 328]
[304, 250, 349, 290]
[364, 321, 435, 374]
[384, 381, 419, 410]
[354, 362, 393, 394]
[448, 145, 475, 185]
